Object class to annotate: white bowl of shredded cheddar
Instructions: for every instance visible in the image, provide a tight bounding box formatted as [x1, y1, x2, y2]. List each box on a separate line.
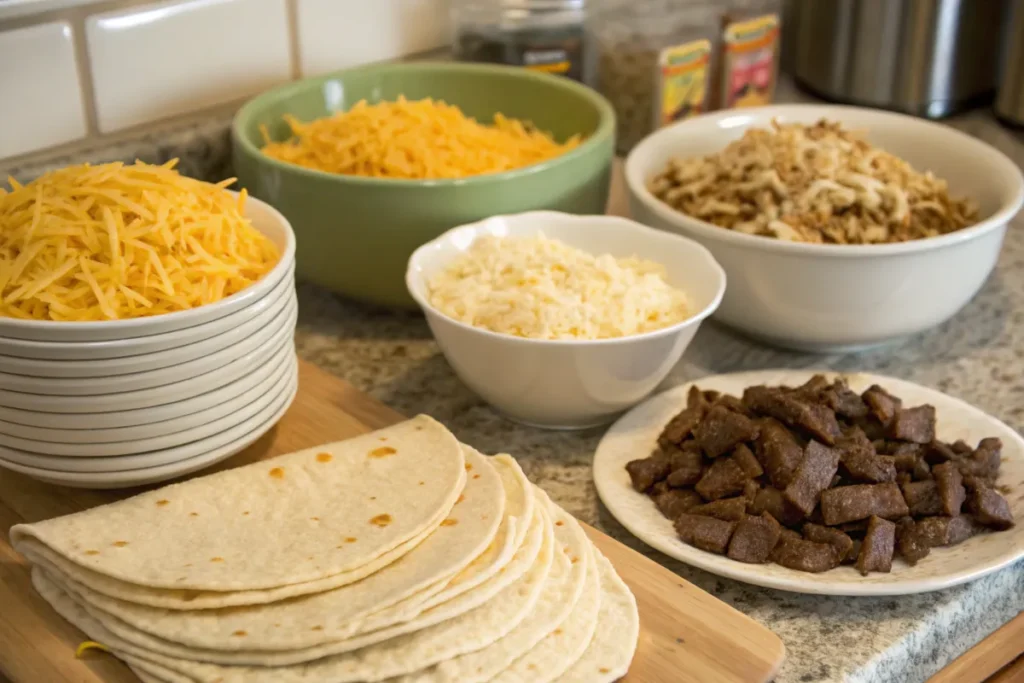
[407, 212, 725, 429]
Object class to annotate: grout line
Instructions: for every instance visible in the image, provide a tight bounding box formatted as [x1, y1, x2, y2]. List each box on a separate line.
[285, 0, 301, 79]
[67, 9, 100, 136]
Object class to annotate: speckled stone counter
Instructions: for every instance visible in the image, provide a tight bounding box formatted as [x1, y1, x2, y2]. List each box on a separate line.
[6, 82, 1022, 683]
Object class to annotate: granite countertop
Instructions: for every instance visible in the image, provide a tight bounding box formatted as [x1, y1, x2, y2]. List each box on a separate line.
[6, 81, 1022, 683]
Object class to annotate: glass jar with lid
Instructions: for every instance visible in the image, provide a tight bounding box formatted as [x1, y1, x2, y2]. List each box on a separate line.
[451, 0, 595, 85]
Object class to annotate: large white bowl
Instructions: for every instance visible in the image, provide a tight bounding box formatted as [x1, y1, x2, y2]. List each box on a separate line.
[0, 193, 296, 343]
[625, 104, 1024, 352]
[0, 296, 296, 396]
[406, 211, 726, 429]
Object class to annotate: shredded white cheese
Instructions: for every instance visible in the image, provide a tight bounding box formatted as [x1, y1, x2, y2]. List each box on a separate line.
[426, 234, 689, 340]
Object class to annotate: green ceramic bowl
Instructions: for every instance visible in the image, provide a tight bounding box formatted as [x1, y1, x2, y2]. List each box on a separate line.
[232, 61, 615, 308]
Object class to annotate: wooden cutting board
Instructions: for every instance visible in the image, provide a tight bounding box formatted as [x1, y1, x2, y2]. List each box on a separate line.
[0, 359, 785, 683]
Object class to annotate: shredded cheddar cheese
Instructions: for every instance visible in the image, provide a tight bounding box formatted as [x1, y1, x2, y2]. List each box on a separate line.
[0, 160, 280, 321]
[76, 640, 111, 657]
[260, 96, 581, 180]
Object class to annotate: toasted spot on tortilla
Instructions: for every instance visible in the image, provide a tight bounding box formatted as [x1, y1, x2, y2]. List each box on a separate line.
[379, 437, 388, 441]
[345, 537, 357, 543]
[465, 463, 473, 471]
[441, 518, 458, 527]
[554, 628, 563, 635]
[84, 550, 100, 556]
[369, 446, 397, 458]
[555, 520, 564, 526]
[571, 556, 579, 563]
[211, 557, 224, 563]
[156, 500, 170, 506]
[311, 625, 324, 631]
[456, 494, 465, 504]
[600, 668, 610, 674]
[316, 452, 333, 463]
[419, 481, 425, 486]
[310, 517, 320, 522]
[232, 630, 247, 637]
[189, 512, 199, 517]
[112, 541, 128, 547]
[269, 467, 285, 479]
[370, 514, 392, 527]
[473, 474, 480, 479]
[243, 511, 250, 516]
[370, 496, 377, 500]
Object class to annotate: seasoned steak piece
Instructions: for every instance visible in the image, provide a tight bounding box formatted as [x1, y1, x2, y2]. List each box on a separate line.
[839, 445, 897, 483]
[967, 487, 1015, 530]
[803, 523, 855, 561]
[933, 461, 966, 516]
[691, 496, 749, 521]
[625, 452, 671, 493]
[896, 518, 931, 565]
[693, 406, 760, 458]
[862, 385, 902, 426]
[649, 480, 670, 497]
[791, 374, 831, 400]
[820, 482, 910, 525]
[901, 480, 943, 517]
[749, 486, 805, 527]
[755, 418, 806, 489]
[659, 386, 707, 447]
[893, 446, 921, 474]
[838, 519, 870, 535]
[845, 539, 863, 564]
[856, 516, 896, 575]
[713, 393, 754, 417]
[917, 515, 981, 546]
[925, 440, 958, 465]
[742, 479, 760, 503]
[912, 457, 932, 482]
[887, 405, 936, 444]
[784, 441, 841, 516]
[654, 488, 703, 520]
[727, 513, 782, 564]
[674, 514, 736, 554]
[958, 437, 1003, 481]
[666, 443, 704, 488]
[732, 443, 764, 478]
[951, 439, 974, 455]
[823, 380, 870, 420]
[771, 536, 840, 573]
[743, 386, 842, 445]
[695, 455, 749, 501]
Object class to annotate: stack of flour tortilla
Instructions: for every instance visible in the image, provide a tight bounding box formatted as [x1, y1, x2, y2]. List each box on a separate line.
[11, 415, 639, 683]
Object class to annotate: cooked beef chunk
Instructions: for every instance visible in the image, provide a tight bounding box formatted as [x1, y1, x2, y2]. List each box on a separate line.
[650, 480, 670, 497]
[951, 439, 974, 455]
[791, 374, 831, 400]
[967, 486, 1014, 530]
[659, 386, 707, 447]
[925, 440, 958, 465]
[862, 385, 902, 426]
[691, 496, 749, 521]
[839, 444, 897, 483]
[823, 380, 870, 420]
[896, 518, 931, 565]
[674, 514, 736, 554]
[654, 488, 703, 520]
[727, 512, 783, 564]
[820, 482, 910, 525]
[693, 406, 759, 458]
[856, 516, 896, 575]
[742, 479, 760, 503]
[771, 536, 840, 573]
[901, 480, 943, 517]
[887, 405, 936, 444]
[845, 539, 863, 564]
[666, 443, 704, 488]
[713, 393, 754, 417]
[916, 515, 981, 546]
[784, 441, 841, 516]
[732, 443, 764, 478]
[626, 452, 671, 493]
[695, 456, 749, 501]
[957, 437, 1003, 481]
[803, 523, 855, 561]
[749, 486, 806, 527]
[838, 519, 869, 534]
[743, 386, 841, 444]
[755, 418, 806, 489]
[893, 448, 920, 474]
[933, 461, 966, 516]
[702, 390, 721, 403]
[912, 457, 932, 482]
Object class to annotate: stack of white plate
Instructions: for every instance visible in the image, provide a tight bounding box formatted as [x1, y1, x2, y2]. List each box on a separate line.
[0, 197, 298, 489]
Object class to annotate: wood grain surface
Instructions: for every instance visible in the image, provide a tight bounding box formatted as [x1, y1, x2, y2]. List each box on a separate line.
[0, 359, 786, 683]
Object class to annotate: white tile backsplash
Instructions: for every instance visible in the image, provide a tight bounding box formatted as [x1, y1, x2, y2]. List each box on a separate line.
[86, 0, 291, 133]
[0, 22, 88, 158]
[296, 0, 450, 76]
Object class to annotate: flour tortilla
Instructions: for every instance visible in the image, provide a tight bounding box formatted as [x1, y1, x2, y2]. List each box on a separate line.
[32, 447, 504, 652]
[13, 415, 465, 592]
[556, 547, 640, 683]
[387, 487, 590, 683]
[45, 501, 549, 668]
[33, 506, 556, 683]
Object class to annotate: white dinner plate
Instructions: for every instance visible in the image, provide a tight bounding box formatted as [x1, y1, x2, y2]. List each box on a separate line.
[0, 370, 298, 487]
[593, 370, 1024, 596]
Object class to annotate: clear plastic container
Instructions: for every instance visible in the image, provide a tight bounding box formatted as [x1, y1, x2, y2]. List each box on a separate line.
[451, 0, 595, 85]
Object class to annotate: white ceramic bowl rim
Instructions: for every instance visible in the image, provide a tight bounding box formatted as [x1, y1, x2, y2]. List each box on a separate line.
[625, 104, 1024, 259]
[406, 211, 727, 347]
[0, 192, 297, 333]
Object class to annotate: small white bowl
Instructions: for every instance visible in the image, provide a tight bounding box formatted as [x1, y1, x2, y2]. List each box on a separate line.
[0, 193, 296, 343]
[625, 104, 1024, 352]
[0, 262, 295, 362]
[406, 211, 725, 429]
[0, 297, 296, 396]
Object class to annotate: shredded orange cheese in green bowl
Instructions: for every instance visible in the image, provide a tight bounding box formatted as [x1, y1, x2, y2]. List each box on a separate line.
[259, 96, 582, 180]
[0, 160, 280, 322]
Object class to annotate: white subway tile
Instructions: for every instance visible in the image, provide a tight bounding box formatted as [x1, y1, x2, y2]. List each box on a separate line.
[86, 0, 291, 133]
[0, 22, 87, 159]
[297, 0, 450, 77]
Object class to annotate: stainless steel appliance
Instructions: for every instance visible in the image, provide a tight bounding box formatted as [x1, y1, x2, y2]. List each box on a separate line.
[789, 0, 1007, 118]
[996, 0, 1024, 125]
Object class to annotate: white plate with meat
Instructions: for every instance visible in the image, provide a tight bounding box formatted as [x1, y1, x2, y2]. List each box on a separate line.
[592, 370, 1024, 595]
